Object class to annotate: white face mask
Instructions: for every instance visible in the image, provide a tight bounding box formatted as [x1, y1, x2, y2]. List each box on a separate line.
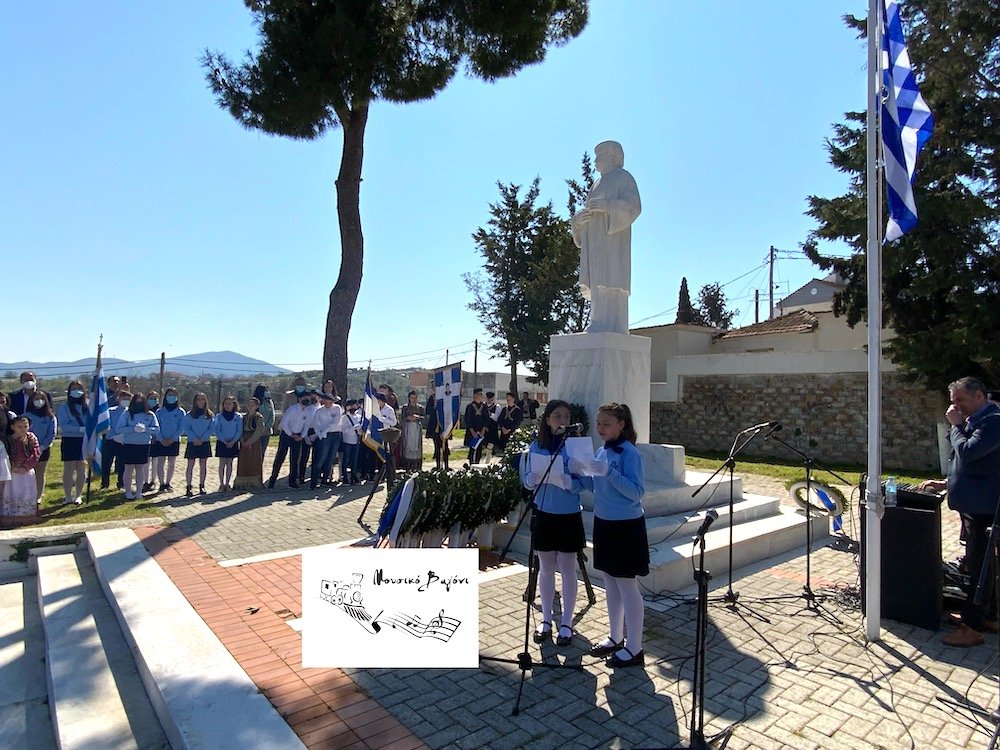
[22, 380, 36, 391]
[33, 398, 45, 408]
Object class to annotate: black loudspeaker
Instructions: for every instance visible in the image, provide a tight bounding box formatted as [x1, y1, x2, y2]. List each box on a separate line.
[860, 484, 943, 631]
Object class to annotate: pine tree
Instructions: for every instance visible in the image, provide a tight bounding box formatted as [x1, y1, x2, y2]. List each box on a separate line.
[803, 1, 1000, 390]
[202, 1, 589, 393]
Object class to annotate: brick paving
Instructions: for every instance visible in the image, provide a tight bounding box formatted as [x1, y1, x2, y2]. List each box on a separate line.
[123, 448, 999, 749]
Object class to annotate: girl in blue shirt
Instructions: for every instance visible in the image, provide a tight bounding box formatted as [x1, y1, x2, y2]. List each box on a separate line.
[24, 392, 57, 504]
[520, 399, 585, 646]
[55, 380, 88, 505]
[572, 402, 647, 668]
[182, 393, 214, 496]
[151, 387, 185, 492]
[114, 393, 160, 501]
[213, 395, 243, 492]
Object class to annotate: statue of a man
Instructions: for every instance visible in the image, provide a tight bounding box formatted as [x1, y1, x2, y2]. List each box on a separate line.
[571, 140, 641, 334]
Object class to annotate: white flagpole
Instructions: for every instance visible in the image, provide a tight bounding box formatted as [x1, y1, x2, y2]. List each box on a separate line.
[864, 0, 884, 642]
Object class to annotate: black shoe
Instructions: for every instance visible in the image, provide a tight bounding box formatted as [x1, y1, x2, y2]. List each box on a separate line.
[100, 480, 110, 489]
[267, 477, 276, 489]
[199, 485, 206, 495]
[163, 483, 173, 491]
[158, 484, 167, 492]
[588, 638, 624, 658]
[556, 625, 575, 647]
[606, 648, 645, 668]
[289, 481, 300, 489]
[186, 485, 193, 498]
[533, 621, 552, 644]
[310, 481, 318, 490]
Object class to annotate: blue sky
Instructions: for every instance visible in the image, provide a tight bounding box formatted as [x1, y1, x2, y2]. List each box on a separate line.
[2, 1, 865, 374]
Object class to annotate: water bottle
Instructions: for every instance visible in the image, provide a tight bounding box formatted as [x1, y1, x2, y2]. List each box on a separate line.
[885, 475, 898, 508]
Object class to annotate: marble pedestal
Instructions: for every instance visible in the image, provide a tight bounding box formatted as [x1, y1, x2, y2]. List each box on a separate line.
[548, 331, 651, 443]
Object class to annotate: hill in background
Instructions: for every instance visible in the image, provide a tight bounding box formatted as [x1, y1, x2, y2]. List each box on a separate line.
[1, 351, 292, 379]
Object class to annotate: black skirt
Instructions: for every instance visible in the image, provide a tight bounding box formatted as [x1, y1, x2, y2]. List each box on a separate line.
[185, 441, 212, 459]
[39, 447, 51, 462]
[215, 440, 240, 458]
[150, 439, 181, 458]
[60, 436, 84, 462]
[592, 515, 650, 578]
[532, 509, 585, 554]
[120, 442, 151, 465]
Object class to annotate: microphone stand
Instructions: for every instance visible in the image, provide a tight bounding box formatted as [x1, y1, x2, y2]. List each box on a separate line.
[684, 520, 734, 750]
[481, 428, 582, 717]
[764, 431, 852, 610]
[692, 424, 769, 608]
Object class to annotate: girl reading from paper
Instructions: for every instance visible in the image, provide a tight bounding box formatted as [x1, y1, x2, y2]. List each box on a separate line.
[570, 402, 647, 668]
[520, 400, 585, 646]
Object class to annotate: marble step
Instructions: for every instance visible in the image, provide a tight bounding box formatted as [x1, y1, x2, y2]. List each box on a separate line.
[36, 550, 165, 749]
[86, 528, 304, 750]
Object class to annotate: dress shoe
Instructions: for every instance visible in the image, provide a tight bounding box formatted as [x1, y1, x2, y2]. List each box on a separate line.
[532, 621, 552, 644]
[186, 485, 193, 498]
[588, 638, 624, 658]
[267, 477, 276, 489]
[556, 625, 575, 647]
[606, 647, 645, 668]
[947, 612, 999, 633]
[942, 623, 985, 647]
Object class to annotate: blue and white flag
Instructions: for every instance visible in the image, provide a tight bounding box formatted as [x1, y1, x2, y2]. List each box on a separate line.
[433, 363, 462, 440]
[85, 363, 111, 475]
[361, 372, 386, 462]
[880, 0, 934, 241]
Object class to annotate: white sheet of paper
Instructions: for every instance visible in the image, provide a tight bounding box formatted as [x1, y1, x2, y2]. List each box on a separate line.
[529, 452, 570, 489]
[565, 437, 608, 477]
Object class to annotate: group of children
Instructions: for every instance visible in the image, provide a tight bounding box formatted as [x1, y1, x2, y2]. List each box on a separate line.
[520, 400, 649, 670]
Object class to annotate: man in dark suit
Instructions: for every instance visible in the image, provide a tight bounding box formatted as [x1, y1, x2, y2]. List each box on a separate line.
[9, 371, 52, 415]
[922, 376, 1000, 647]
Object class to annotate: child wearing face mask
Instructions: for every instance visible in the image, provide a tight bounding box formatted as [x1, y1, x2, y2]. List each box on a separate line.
[56, 381, 88, 505]
[151, 387, 185, 493]
[140, 390, 160, 494]
[24, 391, 57, 504]
[212, 395, 243, 492]
[182, 393, 214, 497]
[112, 393, 160, 501]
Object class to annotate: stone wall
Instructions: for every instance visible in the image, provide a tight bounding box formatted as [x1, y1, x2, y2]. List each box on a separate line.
[650, 372, 944, 471]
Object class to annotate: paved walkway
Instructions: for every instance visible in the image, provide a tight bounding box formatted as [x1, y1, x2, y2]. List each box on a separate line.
[10, 448, 1000, 749]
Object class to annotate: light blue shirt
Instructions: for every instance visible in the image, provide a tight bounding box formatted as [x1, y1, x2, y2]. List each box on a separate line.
[56, 402, 87, 438]
[581, 440, 645, 521]
[520, 441, 583, 515]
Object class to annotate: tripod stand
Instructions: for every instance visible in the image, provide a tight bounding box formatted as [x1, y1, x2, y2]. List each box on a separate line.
[483, 432, 584, 716]
[692, 423, 773, 607]
[683, 518, 734, 749]
[766, 432, 853, 611]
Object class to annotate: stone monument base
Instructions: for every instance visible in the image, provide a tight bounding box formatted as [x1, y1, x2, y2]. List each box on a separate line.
[548, 331, 651, 443]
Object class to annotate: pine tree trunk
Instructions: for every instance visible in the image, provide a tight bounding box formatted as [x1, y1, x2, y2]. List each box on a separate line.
[323, 102, 369, 396]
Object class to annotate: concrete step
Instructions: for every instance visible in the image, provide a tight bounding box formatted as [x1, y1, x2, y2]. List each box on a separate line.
[495, 497, 830, 597]
[86, 528, 304, 750]
[36, 550, 166, 749]
[0, 576, 57, 748]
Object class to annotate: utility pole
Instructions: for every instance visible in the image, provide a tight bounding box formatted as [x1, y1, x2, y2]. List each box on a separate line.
[158, 352, 166, 395]
[754, 290, 760, 324]
[473, 339, 479, 388]
[768, 245, 776, 320]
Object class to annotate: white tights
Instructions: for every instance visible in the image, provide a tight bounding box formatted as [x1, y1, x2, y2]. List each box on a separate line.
[536, 550, 579, 628]
[603, 575, 644, 655]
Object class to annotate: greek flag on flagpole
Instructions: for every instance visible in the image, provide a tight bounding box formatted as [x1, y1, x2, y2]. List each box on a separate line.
[361, 372, 386, 462]
[881, 0, 934, 241]
[433, 363, 462, 440]
[85, 365, 111, 475]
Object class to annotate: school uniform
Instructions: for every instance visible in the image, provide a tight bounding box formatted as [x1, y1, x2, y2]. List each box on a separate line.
[56, 401, 87, 462]
[23, 412, 57, 463]
[521, 441, 585, 553]
[212, 411, 243, 458]
[182, 412, 214, 459]
[112, 410, 160, 465]
[269, 402, 310, 488]
[583, 438, 648, 578]
[151, 404, 185, 457]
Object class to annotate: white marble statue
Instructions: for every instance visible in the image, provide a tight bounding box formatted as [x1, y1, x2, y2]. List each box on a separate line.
[570, 140, 642, 334]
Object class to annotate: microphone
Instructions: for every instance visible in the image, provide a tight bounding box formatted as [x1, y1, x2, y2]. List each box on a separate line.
[692, 509, 719, 544]
[557, 423, 585, 436]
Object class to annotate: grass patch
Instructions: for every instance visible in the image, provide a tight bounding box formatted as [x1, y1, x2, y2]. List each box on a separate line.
[28, 451, 166, 528]
[682, 450, 939, 488]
